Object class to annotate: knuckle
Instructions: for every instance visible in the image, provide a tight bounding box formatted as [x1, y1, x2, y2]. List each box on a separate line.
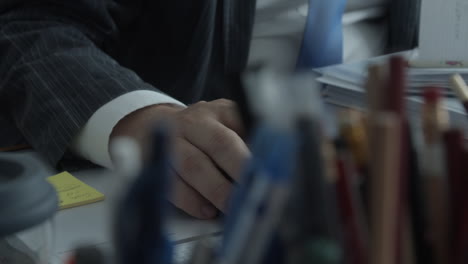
[214, 99, 236, 114]
[178, 112, 197, 125]
[180, 104, 211, 122]
[213, 98, 233, 105]
[210, 130, 234, 153]
[193, 101, 209, 109]
[178, 110, 206, 126]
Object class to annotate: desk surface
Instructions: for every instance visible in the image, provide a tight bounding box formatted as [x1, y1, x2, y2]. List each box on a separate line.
[6, 151, 221, 264]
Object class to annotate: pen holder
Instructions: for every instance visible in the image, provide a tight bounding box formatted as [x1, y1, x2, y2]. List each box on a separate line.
[0, 153, 58, 264]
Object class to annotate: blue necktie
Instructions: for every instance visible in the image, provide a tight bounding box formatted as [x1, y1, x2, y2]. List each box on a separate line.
[296, 0, 347, 69]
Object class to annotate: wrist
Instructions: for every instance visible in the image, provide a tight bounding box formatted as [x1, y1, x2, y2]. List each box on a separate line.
[110, 103, 182, 144]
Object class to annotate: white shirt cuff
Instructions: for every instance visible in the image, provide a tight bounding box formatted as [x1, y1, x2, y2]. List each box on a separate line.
[71, 90, 185, 169]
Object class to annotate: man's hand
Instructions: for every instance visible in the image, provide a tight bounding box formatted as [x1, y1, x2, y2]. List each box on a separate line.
[110, 99, 250, 219]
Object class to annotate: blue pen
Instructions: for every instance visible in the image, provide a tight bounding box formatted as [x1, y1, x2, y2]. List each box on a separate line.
[219, 124, 297, 264]
[242, 128, 297, 264]
[113, 125, 173, 264]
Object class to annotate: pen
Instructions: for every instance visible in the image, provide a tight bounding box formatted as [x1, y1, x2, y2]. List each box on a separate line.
[449, 73, 468, 115]
[219, 124, 297, 264]
[109, 137, 143, 196]
[113, 126, 173, 264]
[242, 127, 297, 264]
[109, 136, 142, 179]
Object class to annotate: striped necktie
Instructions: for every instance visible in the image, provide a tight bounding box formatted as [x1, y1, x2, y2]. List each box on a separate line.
[296, 0, 347, 69]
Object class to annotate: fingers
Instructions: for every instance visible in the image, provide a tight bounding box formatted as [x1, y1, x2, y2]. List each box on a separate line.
[210, 99, 246, 137]
[173, 139, 234, 212]
[182, 119, 250, 181]
[170, 172, 218, 219]
[187, 99, 246, 138]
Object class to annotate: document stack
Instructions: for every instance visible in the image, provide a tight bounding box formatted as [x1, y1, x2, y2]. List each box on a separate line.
[315, 53, 468, 132]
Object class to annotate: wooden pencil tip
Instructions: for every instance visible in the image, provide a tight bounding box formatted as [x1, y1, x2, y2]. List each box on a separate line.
[450, 74, 468, 102]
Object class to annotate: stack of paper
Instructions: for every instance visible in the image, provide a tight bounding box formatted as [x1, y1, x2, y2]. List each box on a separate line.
[314, 53, 468, 130]
[317, 53, 468, 96]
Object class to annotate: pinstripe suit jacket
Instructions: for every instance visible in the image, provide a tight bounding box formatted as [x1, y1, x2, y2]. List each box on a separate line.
[0, 0, 256, 165]
[0, 0, 418, 166]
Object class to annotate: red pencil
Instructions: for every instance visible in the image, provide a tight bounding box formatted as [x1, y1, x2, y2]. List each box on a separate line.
[443, 129, 464, 258]
[335, 142, 368, 264]
[454, 140, 468, 264]
[420, 87, 451, 264]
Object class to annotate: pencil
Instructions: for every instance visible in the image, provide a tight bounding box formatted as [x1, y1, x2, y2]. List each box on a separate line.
[458, 150, 468, 264]
[387, 56, 409, 264]
[387, 56, 406, 116]
[406, 126, 432, 264]
[369, 112, 401, 264]
[420, 142, 450, 264]
[421, 87, 450, 144]
[338, 109, 369, 172]
[365, 64, 387, 116]
[456, 200, 468, 264]
[335, 140, 368, 264]
[442, 130, 464, 254]
[420, 87, 451, 264]
[449, 74, 468, 116]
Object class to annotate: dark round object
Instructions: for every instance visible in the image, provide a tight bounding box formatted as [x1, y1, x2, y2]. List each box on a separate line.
[0, 153, 58, 237]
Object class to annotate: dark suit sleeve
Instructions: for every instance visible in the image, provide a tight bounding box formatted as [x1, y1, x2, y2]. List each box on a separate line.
[0, 1, 159, 165]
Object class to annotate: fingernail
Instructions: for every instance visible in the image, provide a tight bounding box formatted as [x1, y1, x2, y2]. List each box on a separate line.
[201, 205, 218, 218]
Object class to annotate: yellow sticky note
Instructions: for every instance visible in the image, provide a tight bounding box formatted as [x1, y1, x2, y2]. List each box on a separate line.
[47, 172, 105, 210]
